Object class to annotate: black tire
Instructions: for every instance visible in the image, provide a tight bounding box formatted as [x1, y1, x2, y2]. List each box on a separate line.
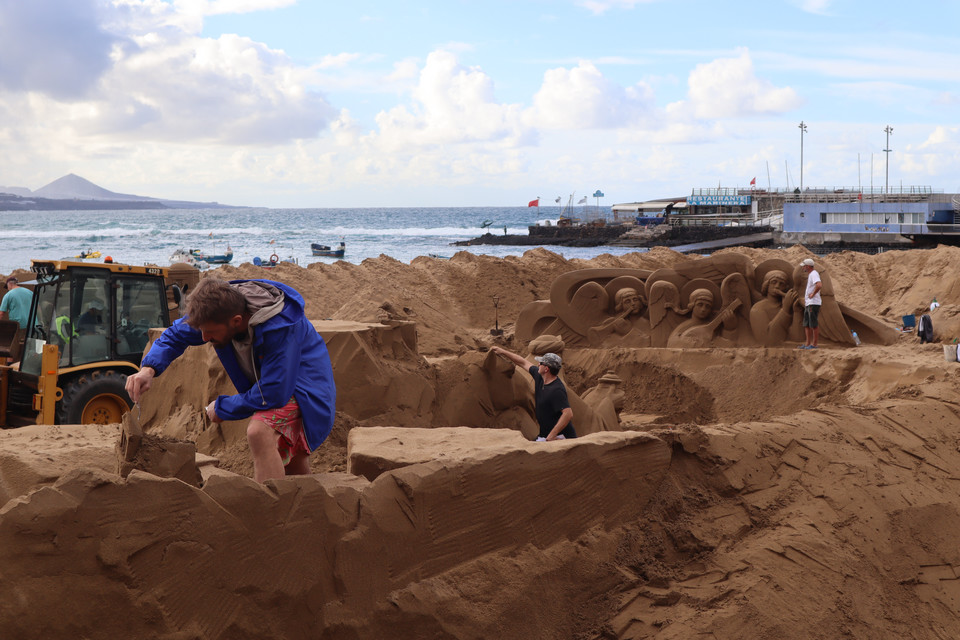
[57, 369, 132, 425]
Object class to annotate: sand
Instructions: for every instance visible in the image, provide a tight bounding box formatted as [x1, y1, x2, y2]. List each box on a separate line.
[2, 245, 960, 638]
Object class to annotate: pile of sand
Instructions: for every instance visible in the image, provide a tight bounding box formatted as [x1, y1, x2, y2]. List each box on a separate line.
[3, 245, 960, 638]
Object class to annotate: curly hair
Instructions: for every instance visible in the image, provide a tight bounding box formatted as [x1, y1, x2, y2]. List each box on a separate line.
[185, 278, 246, 328]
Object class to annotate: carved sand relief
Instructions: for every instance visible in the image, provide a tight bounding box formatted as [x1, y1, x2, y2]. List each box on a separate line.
[517, 255, 899, 349]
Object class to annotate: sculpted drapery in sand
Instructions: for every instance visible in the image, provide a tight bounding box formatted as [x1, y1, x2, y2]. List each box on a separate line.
[516, 254, 899, 348]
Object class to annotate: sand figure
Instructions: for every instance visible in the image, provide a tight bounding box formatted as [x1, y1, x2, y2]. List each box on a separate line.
[749, 261, 797, 346]
[587, 284, 652, 347]
[515, 269, 654, 347]
[666, 282, 739, 348]
[580, 370, 625, 430]
[517, 257, 898, 349]
[646, 279, 686, 347]
[491, 346, 576, 441]
[126, 277, 336, 482]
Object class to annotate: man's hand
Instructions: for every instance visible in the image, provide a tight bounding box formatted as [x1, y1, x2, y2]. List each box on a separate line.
[205, 400, 223, 424]
[125, 367, 155, 402]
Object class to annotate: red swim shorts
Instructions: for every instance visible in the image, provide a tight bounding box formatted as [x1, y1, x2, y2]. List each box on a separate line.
[252, 397, 309, 466]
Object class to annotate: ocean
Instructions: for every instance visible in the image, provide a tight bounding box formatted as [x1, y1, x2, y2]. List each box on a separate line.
[0, 206, 643, 276]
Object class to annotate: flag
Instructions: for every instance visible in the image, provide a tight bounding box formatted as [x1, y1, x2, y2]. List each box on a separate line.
[528, 198, 539, 207]
[578, 196, 587, 204]
[750, 177, 756, 186]
[555, 196, 561, 203]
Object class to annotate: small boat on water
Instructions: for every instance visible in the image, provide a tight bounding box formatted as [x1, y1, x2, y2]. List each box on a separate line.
[170, 249, 210, 270]
[190, 246, 233, 264]
[311, 241, 345, 258]
[75, 249, 101, 259]
[253, 254, 298, 268]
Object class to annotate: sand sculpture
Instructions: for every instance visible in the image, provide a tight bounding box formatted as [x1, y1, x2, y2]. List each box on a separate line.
[5, 248, 960, 638]
[517, 254, 900, 347]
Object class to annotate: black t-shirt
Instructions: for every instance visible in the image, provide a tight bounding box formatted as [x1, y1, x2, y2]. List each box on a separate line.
[528, 366, 577, 439]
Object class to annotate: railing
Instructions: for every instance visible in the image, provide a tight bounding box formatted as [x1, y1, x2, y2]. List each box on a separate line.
[671, 214, 776, 228]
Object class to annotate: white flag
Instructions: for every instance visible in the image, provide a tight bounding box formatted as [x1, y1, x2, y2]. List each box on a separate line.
[578, 196, 587, 204]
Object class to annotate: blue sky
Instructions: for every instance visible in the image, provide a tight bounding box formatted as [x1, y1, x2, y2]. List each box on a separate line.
[1, 0, 958, 207]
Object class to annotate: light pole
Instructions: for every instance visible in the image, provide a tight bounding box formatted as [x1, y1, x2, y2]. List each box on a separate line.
[883, 125, 893, 195]
[798, 121, 807, 194]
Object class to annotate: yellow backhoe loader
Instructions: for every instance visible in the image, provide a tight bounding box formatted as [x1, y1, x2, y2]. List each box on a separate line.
[0, 260, 198, 426]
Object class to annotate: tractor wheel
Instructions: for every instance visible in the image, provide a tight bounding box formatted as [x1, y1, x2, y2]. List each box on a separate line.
[57, 370, 132, 425]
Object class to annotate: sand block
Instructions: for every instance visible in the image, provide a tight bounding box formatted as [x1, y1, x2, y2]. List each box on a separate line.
[338, 427, 672, 604]
[348, 425, 527, 480]
[116, 416, 202, 487]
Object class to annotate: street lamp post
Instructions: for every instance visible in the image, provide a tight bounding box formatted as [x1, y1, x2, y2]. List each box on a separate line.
[883, 125, 893, 195]
[798, 121, 808, 194]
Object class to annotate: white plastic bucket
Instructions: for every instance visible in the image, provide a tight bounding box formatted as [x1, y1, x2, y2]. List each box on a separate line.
[944, 344, 958, 362]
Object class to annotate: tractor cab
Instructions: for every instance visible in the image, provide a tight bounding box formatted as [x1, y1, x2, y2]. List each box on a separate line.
[22, 261, 170, 375]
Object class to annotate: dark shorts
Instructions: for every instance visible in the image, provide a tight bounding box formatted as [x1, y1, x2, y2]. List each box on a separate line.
[802, 304, 821, 328]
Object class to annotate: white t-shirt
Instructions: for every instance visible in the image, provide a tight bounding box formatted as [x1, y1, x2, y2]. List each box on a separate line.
[804, 269, 822, 306]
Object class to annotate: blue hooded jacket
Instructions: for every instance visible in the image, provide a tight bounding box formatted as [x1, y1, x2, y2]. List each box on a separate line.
[141, 279, 336, 451]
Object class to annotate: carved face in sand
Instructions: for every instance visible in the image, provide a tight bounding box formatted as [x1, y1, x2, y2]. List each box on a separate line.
[762, 270, 789, 298]
[615, 288, 644, 315]
[689, 289, 714, 320]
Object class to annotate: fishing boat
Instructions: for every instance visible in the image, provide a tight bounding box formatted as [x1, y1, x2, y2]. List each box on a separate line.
[253, 254, 298, 268]
[190, 246, 233, 264]
[311, 241, 345, 258]
[170, 249, 209, 270]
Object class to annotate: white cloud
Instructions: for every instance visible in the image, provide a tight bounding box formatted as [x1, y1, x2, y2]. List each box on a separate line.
[685, 49, 801, 119]
[527, 61, 655, 129]
[918, 126, 959, 149]
[372, 50, 531, 150]
[0, 1, 336, 145]
[0, 0, 118, 98]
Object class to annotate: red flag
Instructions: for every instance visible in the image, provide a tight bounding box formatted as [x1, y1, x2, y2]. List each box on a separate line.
[750, 177, 756, 186]
[528, 198, 539, 207]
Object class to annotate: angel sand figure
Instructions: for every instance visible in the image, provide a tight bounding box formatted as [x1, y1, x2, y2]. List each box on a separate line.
[515, 256, 898, 349]
[665, 279, 740, 348]
[749, 259, 798, 346]
[586, 275, 651, 347]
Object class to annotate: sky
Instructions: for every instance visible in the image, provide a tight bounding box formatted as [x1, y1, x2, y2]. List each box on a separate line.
[0, 0, 958, 208]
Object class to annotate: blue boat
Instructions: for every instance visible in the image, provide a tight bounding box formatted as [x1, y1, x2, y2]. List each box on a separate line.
[311, 241, 345, 258]
[191, 247, 233, 264]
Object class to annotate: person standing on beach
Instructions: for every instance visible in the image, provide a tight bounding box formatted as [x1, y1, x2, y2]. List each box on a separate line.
[125, 277, 336, 482]
[0, 277, 34, 329]
[799, 258, 822, 349]
[491, 346, 576, 441]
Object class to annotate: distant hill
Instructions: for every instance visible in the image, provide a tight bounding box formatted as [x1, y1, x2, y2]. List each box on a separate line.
[33, 173, 148, 201]
[0, 173, 237, 210]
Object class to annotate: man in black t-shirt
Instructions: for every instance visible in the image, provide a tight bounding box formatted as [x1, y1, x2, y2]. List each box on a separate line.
[491, 347, 576, 441]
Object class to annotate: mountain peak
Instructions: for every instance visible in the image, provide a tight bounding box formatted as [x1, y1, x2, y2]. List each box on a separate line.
[33, 174, 145, 201]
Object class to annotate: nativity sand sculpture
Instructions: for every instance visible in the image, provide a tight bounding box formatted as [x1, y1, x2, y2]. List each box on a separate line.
[516, 254, 899, 348]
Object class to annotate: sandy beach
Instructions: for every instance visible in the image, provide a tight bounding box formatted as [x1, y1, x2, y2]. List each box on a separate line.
[2, 244, 960, 639]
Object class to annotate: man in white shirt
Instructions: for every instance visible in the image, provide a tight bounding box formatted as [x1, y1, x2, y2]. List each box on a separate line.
[799, 258, 822, 350]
